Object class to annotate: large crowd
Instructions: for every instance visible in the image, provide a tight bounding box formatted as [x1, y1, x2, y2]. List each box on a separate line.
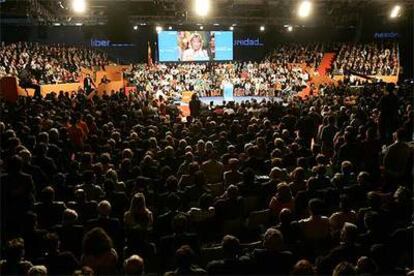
[0, 40, 412, 276]
[0, 42, 109, 84]
[1, 67, 413, 275]
[124, 62, 309, 98]
[332, 42, 399, 76]
[266, 43, 325, 68]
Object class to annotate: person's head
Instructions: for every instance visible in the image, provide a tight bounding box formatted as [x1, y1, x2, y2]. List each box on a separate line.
[393, 128, 405, 142]
[263, 228, 284, 252]
[279, 208, 293, 225]
[357, 171, 370, 186]
[62, 208, 79, 225]
[129, 193, 147, 213]
[332, 262, 357, 276]
[269, 167, 285, 181]
[226, 185, 239, 199]
[124, 254, 144, 276]
[190, 33, 203, 51]
[73, 266, 94, 276]
[340, 222, 358, 244]
[5, 238, 25, 263]
[291, 167, 305, 182]
[276, 182, 292, 203]
[28, 265, 48, 276]
[19, 149, 32, 164]
[175, 245, 195, 269]
[40, 186, 55, 203]
[366, 191, 381, 209]
[308, 198, 324, 217]
[172, 214, 188, 234]
[341, 161, 353, 175]
[97, 200, 112, 217]
[222, 235, 240, 259]
[44, 232, 60, 254]
[166, 175, 178, 192]
[228, 158, 239, 171]
[356, 256, 377, 275]
[82, 227, 113, 256]
[291, 259, 316, 275]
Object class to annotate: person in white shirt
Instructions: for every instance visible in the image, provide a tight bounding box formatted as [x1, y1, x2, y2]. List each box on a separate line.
[181, 33, 209, 62]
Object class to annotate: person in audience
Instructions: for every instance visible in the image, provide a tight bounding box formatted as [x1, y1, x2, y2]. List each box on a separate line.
[40, 233, 80, 275]
[165, 245, 207, 276]
[291, 259, 317, 275]
[124, 254, 145, 276]
[207, 235, 252, 275]
[0, 238, 33, 275]
[252, 228, 294, 275]
[81, 227, 118, 275]
[124, 193, 153, 230]
[28, 265, 48, 276]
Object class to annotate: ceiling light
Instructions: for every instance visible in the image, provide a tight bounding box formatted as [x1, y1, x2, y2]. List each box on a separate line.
[200, 26, 204, 30]
[390, 5, 401, 18]
[194, 0, 210, 17]
[287, 25, 293, 32]
[298, 0, 312, 18]
[72, 0, 86, 14]
[133, 25, 138, 30]
[168, 26, 172, 30]
[260, 25, 265, 31]
[229, 26, 234, 31]
[156, 26, 163, 32]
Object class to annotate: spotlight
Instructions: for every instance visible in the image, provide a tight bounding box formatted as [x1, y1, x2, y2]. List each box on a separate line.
[260, 25, 265, 31]
[287, 25, 293, 32]
[390, 5, 401, 18]
[156, 26, 163, 32]
[75, 22, 83, 26]
[53, 23, 61, 26]
[298, 0, 312, 18]
[133, 25, 138, 30]
[200, 25, 204, 30]
[229, 26, 234, 31]
[72, 0, 86, 13]
[194, 0, 210, 17]
[168, 26, 172, 30]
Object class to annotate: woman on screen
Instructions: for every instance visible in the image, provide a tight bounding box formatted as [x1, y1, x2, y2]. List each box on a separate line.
[182, 33, 209, 62]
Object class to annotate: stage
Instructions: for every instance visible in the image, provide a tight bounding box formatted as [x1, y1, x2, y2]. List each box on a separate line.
[178, 96, 282, 117]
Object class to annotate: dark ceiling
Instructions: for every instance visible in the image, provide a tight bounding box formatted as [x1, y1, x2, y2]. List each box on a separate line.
[1, 0, 413, 28]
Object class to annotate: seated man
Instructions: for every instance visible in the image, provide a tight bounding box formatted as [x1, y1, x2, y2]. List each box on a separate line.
[207, 235, 252, 275]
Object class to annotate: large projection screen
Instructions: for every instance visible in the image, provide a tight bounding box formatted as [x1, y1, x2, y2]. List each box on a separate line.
[158, 31, 233, 62]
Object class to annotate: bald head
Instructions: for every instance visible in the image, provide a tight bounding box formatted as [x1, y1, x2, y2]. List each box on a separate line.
[124, 254, 144, 275]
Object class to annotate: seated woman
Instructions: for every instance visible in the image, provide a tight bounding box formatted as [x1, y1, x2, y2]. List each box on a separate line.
[124, 193, 153, 231]
[81, 227, 118, 275]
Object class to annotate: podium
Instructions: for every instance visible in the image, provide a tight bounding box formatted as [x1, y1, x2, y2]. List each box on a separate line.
[0, 77, 19, 102]
[223, 82, 234, 101]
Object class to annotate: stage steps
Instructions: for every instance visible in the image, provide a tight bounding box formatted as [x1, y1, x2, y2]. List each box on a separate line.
[299, 52, 336, 98]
